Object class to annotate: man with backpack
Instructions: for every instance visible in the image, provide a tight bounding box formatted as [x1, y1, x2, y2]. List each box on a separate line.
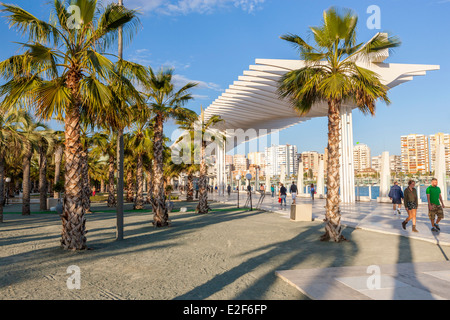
[290, 181, 298, 205]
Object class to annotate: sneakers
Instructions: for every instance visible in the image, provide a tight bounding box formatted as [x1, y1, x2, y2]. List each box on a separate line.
[435, 224, 441, 231]
[397, 209, 401, 215]
[431, 227, 438, 232]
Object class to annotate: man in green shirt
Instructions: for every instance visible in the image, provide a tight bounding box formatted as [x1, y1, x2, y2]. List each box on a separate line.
[426, 178, 446, 232]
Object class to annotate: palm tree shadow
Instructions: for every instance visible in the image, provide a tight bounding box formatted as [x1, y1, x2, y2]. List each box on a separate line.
[173, 224, 359, 300]
[393, 234, 437, 300]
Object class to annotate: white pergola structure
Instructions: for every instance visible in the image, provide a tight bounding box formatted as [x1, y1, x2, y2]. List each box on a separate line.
[205, 54, 439, 202]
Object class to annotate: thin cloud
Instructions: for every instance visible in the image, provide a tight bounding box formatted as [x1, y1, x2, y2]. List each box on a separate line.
[110, 0, 264, 14]
[172, 74, 223, 92]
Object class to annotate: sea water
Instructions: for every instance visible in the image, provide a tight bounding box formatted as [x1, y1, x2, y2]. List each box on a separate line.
[303, 185, 450, 201]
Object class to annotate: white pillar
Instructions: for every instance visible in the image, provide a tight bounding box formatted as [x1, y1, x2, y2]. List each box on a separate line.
[379, 151, 391, 198]
[317, 158, 325, 196]
[416, 183, 421, 204]
[222, 142, 227, 195]
[339, 106, 355, 203]
[436, 143, 448, 200]
[280, 164, 286, 186]
[297, 160, 304, 194]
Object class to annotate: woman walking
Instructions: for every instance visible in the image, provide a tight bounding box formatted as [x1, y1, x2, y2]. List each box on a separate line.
[310, 184, 316, 201]
[402, 180, 419, 233]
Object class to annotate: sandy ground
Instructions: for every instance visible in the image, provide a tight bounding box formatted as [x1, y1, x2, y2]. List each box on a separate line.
[1, 200, 450, 300]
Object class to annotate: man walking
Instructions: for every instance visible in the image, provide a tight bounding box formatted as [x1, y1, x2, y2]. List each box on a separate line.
[279, 183, 287, 209]
[427, 178, 445, 232]
[290, 181, 298, 205]
[388, 181, 404, 215]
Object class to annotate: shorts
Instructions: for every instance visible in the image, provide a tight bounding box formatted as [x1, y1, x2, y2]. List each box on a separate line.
[428, 204, 444, 220]
[406, 201, 417, 210]
[392, 198, 402, 205]
[291, 192, 297, 199]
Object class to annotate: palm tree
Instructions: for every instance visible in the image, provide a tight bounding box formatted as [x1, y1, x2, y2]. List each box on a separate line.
[0, 0, 140, 249]
[52, 131, 65, 199]
[18, 116, 49, 215]
[0, 109, 28, 222]
[91, 131, 118, 207]
[37, 128, 56, 211]
[278, 7, 400, 242]
[127, 106, 153, 210]
[176, 107, 223, 214]
[144, 68, 197, 227]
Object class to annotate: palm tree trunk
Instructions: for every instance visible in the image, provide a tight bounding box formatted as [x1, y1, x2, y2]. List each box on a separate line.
[151, 114, 168, 227]
[0, 154, 5, 223]
[22, 151, 31, 216]
[61, 69, 87, 250]
[146, 162, 153, 204]
[186, 172, 194, 201]
[39, 147, 48, 211]
[108, 157, 116, 207]
[196, 141, 209, 213]
[134, 154, 144, 209]
[81, 150, 91, 213]
[100, 179, 105, 193]
[54, 145, 63, 199]
[321, 98, 346, 242]
[126, 168, 134, 202]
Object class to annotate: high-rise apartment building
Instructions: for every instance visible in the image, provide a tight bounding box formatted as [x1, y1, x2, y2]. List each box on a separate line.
[265, 144, 298, 177]
[353, 143, 371, 172]
[401, 134, 430, 173]
[430, 132, 450, 173]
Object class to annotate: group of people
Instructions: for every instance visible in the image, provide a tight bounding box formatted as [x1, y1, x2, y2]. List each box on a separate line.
[389, 178, 446, 233]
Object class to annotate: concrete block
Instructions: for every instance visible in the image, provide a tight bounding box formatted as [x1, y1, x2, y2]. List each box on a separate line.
[290, 204, 313, 222]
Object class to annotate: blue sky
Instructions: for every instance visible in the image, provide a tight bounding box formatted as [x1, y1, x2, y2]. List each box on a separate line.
[1, 0, 449, 157]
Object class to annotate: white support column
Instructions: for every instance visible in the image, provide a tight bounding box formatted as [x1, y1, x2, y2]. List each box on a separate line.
[436, 143, 448, 201]
[339, 106, 355, 203]
[297, 160, 304, 194]
[222, 141, 227, 195]
[317, 158, 325, 196]
[379, 151, 391, 198]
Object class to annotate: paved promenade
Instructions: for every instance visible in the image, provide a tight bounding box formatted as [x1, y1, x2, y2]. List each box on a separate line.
[209, 191, 450, 300]
[210, 191, 450, 247]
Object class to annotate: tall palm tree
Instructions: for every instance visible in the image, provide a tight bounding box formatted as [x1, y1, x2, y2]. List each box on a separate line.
[18, 116, 48, 215]
[176, 107, 223, 214]
[37, 128, 56, 211]
[0, 0, 140, 250]
[52, 131, 65, 199]
[0, 109, 28, 222]
[128, 122, 153, 210]
[91, 131, 117, 207]
[278, 7, 400, 242]
[144, 68, 197, 227]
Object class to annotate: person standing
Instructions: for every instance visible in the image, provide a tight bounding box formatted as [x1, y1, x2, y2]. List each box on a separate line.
[310, 183, 315, 201]
[426, 178, 446, 232]
[290, 181, 298, 205]
[227, 184, 231, 196]
[279, 183, 287, 208]
[271, 184, 275, 198]
[195, 182, 199, 199]
[259, 184, 265, 194]
[402, 180, 419, 233]
[388, 181, 404, 215]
